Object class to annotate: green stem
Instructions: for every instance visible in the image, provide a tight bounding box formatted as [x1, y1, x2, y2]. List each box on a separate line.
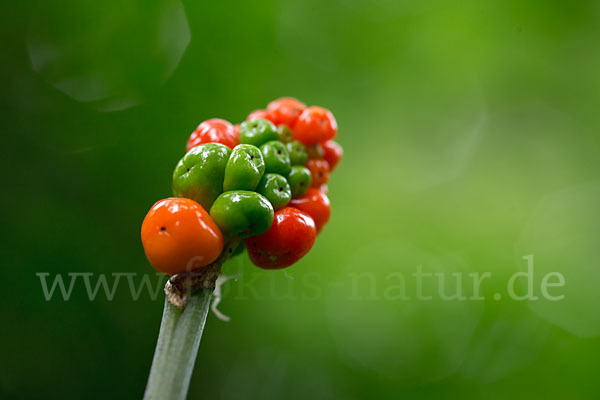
[143, 289, 212, 400]
[143, 239, 241, 399]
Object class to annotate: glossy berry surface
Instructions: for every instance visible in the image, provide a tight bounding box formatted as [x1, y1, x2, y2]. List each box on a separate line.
[277, 124, 294, 143]
[141, 198, 224, 274]
[290, 187, 331, 233]
[305, 158, 330, 187]
[186, 118, 238, 151]
[287, 141, 308, 166]
[246, 109, 273, 122]
[172, 143, 231, 210]
[256, 173, 292, 210]
[245, 207, 316, 269]
[209, 191, 274, 238]
[239, 119, 279, 147]
[321, 140, 343, 171]
[223, 144, 265, 191]
[287, 166, 312, 198]
[293, 106, 337, 145]
[267, 97, 306, 127]
[260, 140, 291, 175]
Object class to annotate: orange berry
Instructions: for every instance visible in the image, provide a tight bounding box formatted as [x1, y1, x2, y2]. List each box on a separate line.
[305, 158, 330, 187]
[141, 198, 223, 275]
[321, 140, 343, 171]
[289, 188, 331, 234]
[293, 106, 337, 145]
[267, 97, 306, 127]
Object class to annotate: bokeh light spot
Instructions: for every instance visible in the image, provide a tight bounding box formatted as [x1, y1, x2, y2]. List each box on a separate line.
[27, 0, 190, 111]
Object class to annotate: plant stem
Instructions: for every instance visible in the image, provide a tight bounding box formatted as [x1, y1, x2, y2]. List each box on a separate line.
[143, 239, 241, 400]
[143, 289, 212, 400]
[165, 238, 242, 308]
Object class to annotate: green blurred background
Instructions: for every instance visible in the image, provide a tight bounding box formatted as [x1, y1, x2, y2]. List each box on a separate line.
[3, 0, 600, 398]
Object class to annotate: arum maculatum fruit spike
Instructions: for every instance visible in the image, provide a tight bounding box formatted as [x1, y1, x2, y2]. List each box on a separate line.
[141, 98, 342, 400]
[143, 97, 342, 278]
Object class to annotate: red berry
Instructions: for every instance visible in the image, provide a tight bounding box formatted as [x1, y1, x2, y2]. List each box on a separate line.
[267, 97, 306, 127]
[321, 140, 343, 171]
[305, 158, 330, 187]
[289, 188, 330, 234]
[293, 106, 337, 145]
[186, 118, 238, 151]
[246, 109, 274, 123]
[245, 207, 316, 269]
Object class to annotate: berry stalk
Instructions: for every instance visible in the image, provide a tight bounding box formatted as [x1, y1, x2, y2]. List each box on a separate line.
[164, 238, 241, 308]
[143, 290, 211, 400]
[144, 239, 240, 400]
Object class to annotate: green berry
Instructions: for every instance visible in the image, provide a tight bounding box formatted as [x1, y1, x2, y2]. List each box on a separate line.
[209, 191, 274, 238]
[286, 141, 308, 166]
[172, 143, 231, 210]
[277, 124, 294, 143]
[239, 119, 279, 147]
[306, 143, 324, 159]
[287, 166, 312, 198]
[260, 140, 291, 175]
[223, 144, 265, 191]
[256, 173, 291, 210]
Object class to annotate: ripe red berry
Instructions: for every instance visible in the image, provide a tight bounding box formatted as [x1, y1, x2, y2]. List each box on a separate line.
[186, 118, 238, 151]
[289, 187, 331, 233]
[245, 207, 316, 269]
[267, 97, 306, 127]
[141, 198, 224, 275]
[293, 106, 337, 145]
[246, 109, 274, 122]
[305, 158, 330, 187]
[321, 140, 343, 171]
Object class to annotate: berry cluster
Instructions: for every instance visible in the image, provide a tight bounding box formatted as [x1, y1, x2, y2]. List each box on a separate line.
[141, 98, 342, 275]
